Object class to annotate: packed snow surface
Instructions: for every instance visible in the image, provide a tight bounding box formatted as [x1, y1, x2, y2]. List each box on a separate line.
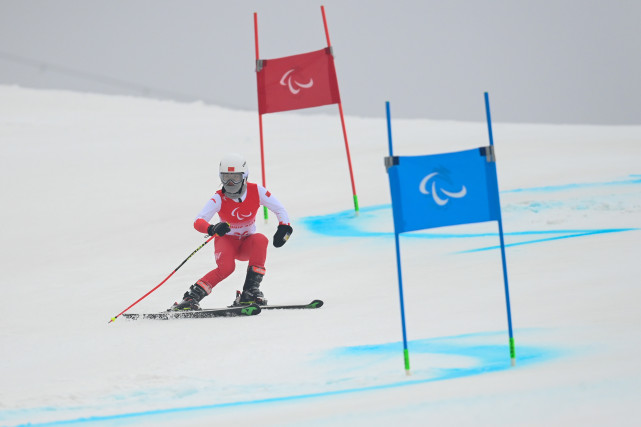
[1, 86, 640, 426]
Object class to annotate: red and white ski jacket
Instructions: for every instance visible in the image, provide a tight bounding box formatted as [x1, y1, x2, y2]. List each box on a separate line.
[193, 183, 290, 237]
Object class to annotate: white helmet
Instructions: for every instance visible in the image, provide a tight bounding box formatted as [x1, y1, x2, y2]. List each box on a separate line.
[219, 153, 248, 198]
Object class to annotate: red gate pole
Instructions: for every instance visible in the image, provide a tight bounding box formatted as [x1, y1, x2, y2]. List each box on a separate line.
[254, 12, 269, 221]
[321, 5, 359, 213]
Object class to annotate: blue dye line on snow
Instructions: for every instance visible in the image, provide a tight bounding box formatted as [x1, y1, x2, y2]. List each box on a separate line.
[300, 204, 636, 248]
[300, 175, 641, 249]
[327, 331, 555, 374]
[501, 175, 641, 193]
[9, 331, 556, 427]
[458, 228, 636, 253]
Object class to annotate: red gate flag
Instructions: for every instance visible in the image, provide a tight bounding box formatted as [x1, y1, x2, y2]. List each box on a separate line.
[257, 47, 341, 115]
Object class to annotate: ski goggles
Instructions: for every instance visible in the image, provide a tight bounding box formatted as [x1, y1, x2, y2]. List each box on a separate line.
[220, 172, 244, 185]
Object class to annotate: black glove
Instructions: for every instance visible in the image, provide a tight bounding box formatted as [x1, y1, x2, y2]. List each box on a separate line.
[207, 222, 231, 236]
[273, 224, 293, 247]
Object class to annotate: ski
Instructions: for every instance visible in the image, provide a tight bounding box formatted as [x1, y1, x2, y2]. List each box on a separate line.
[230, 290, 323, 310]
[228, 299, 324, 310]
[260, 299, 324, 310]
[122, 304, 261, 320]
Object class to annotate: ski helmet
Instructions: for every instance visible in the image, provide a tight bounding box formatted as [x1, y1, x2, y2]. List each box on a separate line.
[219, 153, 248, 198]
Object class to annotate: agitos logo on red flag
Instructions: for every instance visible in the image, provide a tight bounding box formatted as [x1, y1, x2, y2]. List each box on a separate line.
[256, 47, 341, 115]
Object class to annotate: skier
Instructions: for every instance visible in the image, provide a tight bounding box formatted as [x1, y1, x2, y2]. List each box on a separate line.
[169, 153, 292, 311]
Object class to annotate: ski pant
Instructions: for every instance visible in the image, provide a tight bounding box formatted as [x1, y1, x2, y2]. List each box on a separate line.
[197, 233, 268, 293]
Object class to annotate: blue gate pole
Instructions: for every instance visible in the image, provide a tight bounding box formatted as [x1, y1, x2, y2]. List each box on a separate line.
[484, 92, 516, 366]
[386, 101, 411, 375]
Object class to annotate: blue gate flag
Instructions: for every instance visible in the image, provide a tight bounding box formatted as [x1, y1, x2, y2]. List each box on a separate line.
[385, 147, 500, 233]
[384, 96, 516, 373]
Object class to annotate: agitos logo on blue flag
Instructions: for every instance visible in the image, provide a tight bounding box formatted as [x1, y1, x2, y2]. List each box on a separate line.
[385, 146, 501, 233]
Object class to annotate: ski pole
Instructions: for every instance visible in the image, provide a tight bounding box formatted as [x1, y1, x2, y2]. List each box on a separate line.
[108, 235, 216, 323]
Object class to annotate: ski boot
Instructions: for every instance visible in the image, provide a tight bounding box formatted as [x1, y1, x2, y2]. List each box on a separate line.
[234, 266, 267, 306]
[168, 282, 209, 311]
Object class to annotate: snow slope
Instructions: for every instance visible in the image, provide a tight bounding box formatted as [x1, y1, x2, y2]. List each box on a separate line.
[1, 85, 640, 426]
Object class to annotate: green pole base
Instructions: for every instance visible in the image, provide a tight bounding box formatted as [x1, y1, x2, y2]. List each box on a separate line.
[404, 348, 411, 373]
[509, 337, 516, 366]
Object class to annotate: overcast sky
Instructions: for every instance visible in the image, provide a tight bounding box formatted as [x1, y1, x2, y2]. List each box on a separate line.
[1, 0, 639, 124]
